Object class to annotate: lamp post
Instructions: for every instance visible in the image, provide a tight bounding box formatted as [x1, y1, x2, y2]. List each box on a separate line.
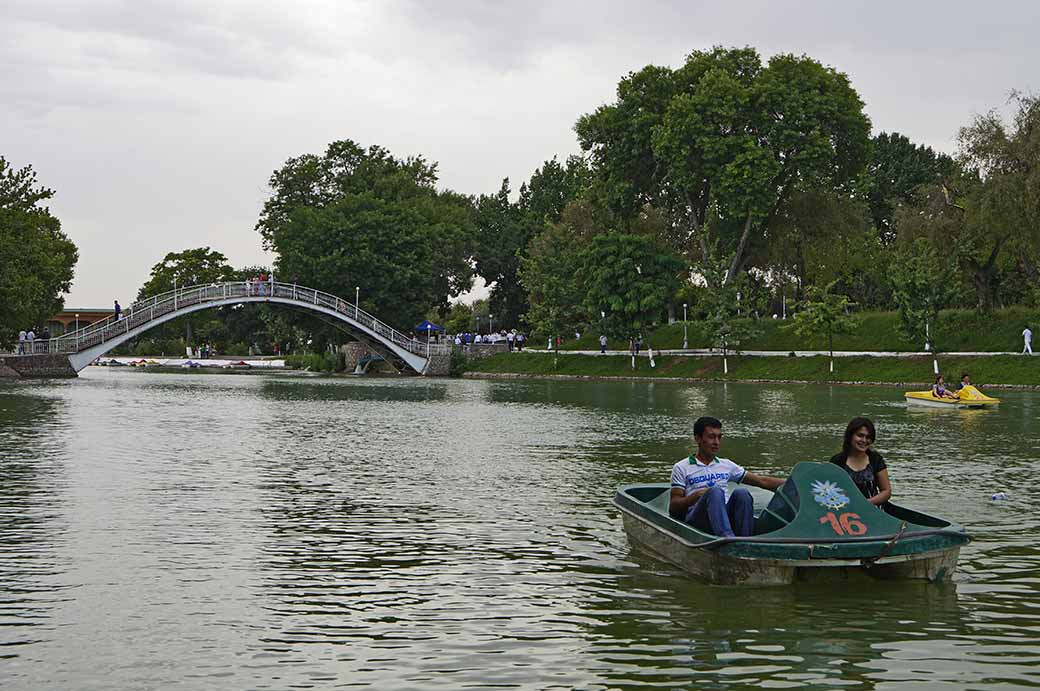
[489, 313, 493, 335]
[355, 286, 360, 320]
[475, 315, 481, 336]
[682, 303, 688, 350]
[75, 313, 79, 350]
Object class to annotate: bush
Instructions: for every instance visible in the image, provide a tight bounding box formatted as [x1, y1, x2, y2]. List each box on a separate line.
[284, 352, 345, 372]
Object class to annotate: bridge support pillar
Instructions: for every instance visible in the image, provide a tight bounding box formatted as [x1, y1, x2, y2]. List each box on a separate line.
[0, 354, 78, 378]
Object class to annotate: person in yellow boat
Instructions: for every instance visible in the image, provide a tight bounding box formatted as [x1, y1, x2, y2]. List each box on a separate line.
[931, 375, 958, 400]
[956, 372, 972, 390]
[830, 416, 892, 506]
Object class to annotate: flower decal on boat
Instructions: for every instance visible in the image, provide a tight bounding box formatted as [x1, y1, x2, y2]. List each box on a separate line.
[811, 480, 849, 511]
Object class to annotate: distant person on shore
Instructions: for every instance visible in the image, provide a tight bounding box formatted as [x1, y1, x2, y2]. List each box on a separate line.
[516, 332, 524, 351]
[600, 334, 607, 354]
[931, 374, 958, 400]
[1024, 325, 1033, 355]
[830, 416, 892, 506]
[114, 300, 122, 321]
[669, 416, 786, 538]
[17, 329, 26, 354]
[635, 334, 643, 355]
[26, 328, 35, 353]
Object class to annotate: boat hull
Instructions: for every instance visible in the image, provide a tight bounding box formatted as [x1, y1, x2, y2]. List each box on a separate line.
[619, 509, 961, 586]
[905, 386, 999, 409]
[614, 466, 969, 586]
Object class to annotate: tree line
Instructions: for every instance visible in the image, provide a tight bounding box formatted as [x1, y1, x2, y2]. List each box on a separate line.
[4, 45, 1038, 356]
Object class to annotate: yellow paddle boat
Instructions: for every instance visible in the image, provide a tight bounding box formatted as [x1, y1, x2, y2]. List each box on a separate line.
[904, 385, 999, 409]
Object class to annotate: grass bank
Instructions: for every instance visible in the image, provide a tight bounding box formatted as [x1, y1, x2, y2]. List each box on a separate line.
[462, 352, 1040, 387]
[558, 307, 1040, 353]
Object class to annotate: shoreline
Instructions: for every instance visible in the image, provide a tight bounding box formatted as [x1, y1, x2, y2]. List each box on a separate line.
[460, 371, 1040, 390]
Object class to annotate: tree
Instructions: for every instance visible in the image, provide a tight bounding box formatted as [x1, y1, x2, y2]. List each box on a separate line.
[0, 157, 78, 342]
[890, 238, 956, 373]
[698, 252, 761, 375]
[473, 156, 590, 329]
[866, 132, 956, 244]
[256, 140, 475, 330]
[956, 93, 1040, 301]
[766, 191, 887, 308]
[786, 281, 856, 375]
[136, 247, 237, 299]
[519, 221, 588, 367]
[581, 232, 683, 369]
[133, 247, 238, 351]
[576, 46, 871, 287]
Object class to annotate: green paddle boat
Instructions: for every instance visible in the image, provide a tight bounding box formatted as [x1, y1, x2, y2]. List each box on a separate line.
[614, 461, 969, 586]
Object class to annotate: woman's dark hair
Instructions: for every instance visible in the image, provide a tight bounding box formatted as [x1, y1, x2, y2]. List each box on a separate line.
[935, 374, 945, 384]
[842, 416, 876, 457]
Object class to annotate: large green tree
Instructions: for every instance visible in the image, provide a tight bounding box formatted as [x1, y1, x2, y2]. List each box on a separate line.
[256, 140, 475, 330]
[519, 220, 588, 366]
[866, 132, 956, 244]
[581, 232, 683, 368]
[957, 93, 1040, 304]
[576, 46, 871, 287]
[0, 157, 78, 341]
[132, 247, 238, 351]
[473, 156, 590, 329]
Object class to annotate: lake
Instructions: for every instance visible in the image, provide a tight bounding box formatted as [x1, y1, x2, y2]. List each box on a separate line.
[2, 370, 1038, 689]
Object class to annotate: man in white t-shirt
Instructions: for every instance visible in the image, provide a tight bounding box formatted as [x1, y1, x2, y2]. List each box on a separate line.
[669, 416, 786, 537]
[1024, 326, 1033, 355]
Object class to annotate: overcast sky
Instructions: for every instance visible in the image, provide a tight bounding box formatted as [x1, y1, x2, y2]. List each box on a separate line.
[3, 0, 1038, 309]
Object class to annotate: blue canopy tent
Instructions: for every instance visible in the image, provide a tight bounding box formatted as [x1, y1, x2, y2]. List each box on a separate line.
[414, 320, 444, 353]
[414, 320, 444, 334]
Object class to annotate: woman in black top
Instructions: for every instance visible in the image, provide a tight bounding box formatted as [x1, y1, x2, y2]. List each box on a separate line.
[829, 416, 892, 506]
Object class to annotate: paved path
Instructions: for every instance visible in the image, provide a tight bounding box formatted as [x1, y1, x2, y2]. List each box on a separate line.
[537, 348, 1028, 358]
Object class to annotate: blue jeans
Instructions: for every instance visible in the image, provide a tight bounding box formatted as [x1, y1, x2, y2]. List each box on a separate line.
[685, 486, 754, 537]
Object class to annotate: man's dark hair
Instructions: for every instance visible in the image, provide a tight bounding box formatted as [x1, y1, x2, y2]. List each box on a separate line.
[694, 416, 722, 438]
[841, 416, 876, 458]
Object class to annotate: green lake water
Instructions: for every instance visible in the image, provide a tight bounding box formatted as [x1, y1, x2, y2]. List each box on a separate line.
[1, 370, 1038, 689]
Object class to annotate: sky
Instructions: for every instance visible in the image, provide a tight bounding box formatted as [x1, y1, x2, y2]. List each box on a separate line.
[3, 0, 1038, 309]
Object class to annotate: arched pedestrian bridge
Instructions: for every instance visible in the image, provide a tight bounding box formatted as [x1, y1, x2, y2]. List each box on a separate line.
[5, 282, 452, 376]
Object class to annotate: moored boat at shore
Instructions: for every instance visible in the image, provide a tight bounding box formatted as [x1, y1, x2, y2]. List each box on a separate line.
[614, 462, 968, 586]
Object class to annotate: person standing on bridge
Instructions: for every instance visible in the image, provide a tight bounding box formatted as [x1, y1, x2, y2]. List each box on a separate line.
[26, 328, 35, 353]
[17, 329, 26, 354]
[268, 271, 274, 297]
[114, 300, 121, 321]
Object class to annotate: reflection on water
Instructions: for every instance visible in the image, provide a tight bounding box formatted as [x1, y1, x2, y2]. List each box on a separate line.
[1, 372, 1039, 689]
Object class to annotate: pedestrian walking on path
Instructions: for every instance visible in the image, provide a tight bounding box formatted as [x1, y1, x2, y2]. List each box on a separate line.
[114, 300, 122, 321]
[1024, 325, 1033, 355]
[600, 334, 607, 354]
[17, 329, 26, 354]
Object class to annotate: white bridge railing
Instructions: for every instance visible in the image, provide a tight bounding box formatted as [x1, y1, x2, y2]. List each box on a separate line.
[17, 281, 452, 358]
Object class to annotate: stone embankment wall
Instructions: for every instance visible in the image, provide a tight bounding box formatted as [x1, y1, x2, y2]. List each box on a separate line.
[0, 354, 77, 378]
[424, 353, 452, 376]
